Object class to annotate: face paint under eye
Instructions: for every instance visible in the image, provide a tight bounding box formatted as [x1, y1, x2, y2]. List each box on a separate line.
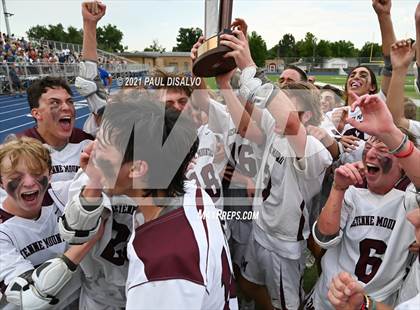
[36, 176, 49, 192]
[50, 104, 61, 122]
[378, 155, 393, 174]
[6, 177, 21, 199]
[362, 145, 371, 161]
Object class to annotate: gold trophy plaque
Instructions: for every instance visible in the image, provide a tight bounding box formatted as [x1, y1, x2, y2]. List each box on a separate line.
[192, 0, 236, 77]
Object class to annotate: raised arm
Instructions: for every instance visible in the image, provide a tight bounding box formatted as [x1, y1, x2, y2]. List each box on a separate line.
[216, 68, 265, 145]
[387, 39, 415, 129]
[415, 3, 420, 92]
[347, 94, 420, 188]
[264, 88, 308, 157]
[82, 1, 105, 61]
[316, 161, 364, 237]
[76, 1, 107, 127]
[372, 0, 396, 95]
[190, 37, 210, 114]
[220, 29, 306, 156]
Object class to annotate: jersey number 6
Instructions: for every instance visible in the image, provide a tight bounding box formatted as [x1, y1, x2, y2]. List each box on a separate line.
[355, 238, 387, 284]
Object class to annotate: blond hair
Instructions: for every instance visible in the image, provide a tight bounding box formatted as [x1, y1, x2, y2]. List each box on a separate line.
[0, 137, 51, 177]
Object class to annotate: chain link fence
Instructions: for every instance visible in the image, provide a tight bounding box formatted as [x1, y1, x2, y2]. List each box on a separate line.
[0, 62, 149, 95]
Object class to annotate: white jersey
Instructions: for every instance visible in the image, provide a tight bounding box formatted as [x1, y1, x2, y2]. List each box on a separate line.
[319, 116, 366, 164]
[252, 110, 332, 258]
[0, 189, 6, 205]
[309, 181, 417, 310]
[187, 125, 223, 210]
[325, 107, 365, 139]
[319, 117, 341, 139]
[18, 127, 93, 182]
[0, 198, 80, 309]
[396, 294, 420, 310]
[208, 99, 263, 185]
[397, 258, 419, 306]
[126, 183, 238, 310]
[66, 170, 136, 308]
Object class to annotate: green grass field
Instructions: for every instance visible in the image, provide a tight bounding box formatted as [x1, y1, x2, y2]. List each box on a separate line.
[206, 75, 419, 99]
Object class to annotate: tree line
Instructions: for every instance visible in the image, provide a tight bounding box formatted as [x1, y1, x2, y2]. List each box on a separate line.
[27, 24, 127, 53]
[26, 24, 382, 67]
[145, 28, 383, 67]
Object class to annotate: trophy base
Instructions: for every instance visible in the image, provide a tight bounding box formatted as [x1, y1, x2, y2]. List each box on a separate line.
[192, 33, 237, 77]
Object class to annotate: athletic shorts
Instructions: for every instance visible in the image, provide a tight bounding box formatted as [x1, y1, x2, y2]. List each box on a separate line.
[241, 233, 305, 309]
[229, 220, 252, 267]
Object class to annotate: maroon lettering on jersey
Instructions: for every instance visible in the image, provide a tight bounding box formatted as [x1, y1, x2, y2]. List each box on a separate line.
[132, 208, 204, 286]
[0, 208, 14, 224]
[355, 238, 387, 284]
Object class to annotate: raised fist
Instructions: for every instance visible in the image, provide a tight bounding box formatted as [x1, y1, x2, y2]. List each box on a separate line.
[82, 1, 106, 24]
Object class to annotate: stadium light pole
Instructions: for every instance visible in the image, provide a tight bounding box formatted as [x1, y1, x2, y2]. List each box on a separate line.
[2, 0, 12, 37]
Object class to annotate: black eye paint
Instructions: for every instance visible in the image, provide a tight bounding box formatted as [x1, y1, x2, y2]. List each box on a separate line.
[6, 175, 49, 200]
[6, 178, 21, 199]
[50, 104, 61, 122]
[37, 176, 49, 192]
[362, 148, 368, 161]
[378, 155, 393, 174]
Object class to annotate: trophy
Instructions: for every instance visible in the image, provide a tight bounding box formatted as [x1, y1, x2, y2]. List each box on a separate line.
[192, 0, 236, 77]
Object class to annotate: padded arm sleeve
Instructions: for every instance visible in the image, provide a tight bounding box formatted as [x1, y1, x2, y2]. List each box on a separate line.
[59, 190, 104, 245]
[5, 255, 77, 309]
[75, 60, 107, 114]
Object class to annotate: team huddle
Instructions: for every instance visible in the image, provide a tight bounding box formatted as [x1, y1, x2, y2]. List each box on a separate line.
[0, 1, 419, 309]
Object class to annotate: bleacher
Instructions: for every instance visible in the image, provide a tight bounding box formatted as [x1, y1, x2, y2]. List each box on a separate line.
[0, 36, 149, 95]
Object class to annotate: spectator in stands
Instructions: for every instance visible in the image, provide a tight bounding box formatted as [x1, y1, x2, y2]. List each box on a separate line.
[48, 52, 58, 63]
[6, 50, 15, 63]
[28, 48, 37, 62]
[8, 63, 24, 97]
[98, 65, 112, 93]
[4, 40, 10, 52]
[278, 64, 308, 86]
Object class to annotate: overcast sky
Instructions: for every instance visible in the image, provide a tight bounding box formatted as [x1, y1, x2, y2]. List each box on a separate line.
[4, 0, 417, 51]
